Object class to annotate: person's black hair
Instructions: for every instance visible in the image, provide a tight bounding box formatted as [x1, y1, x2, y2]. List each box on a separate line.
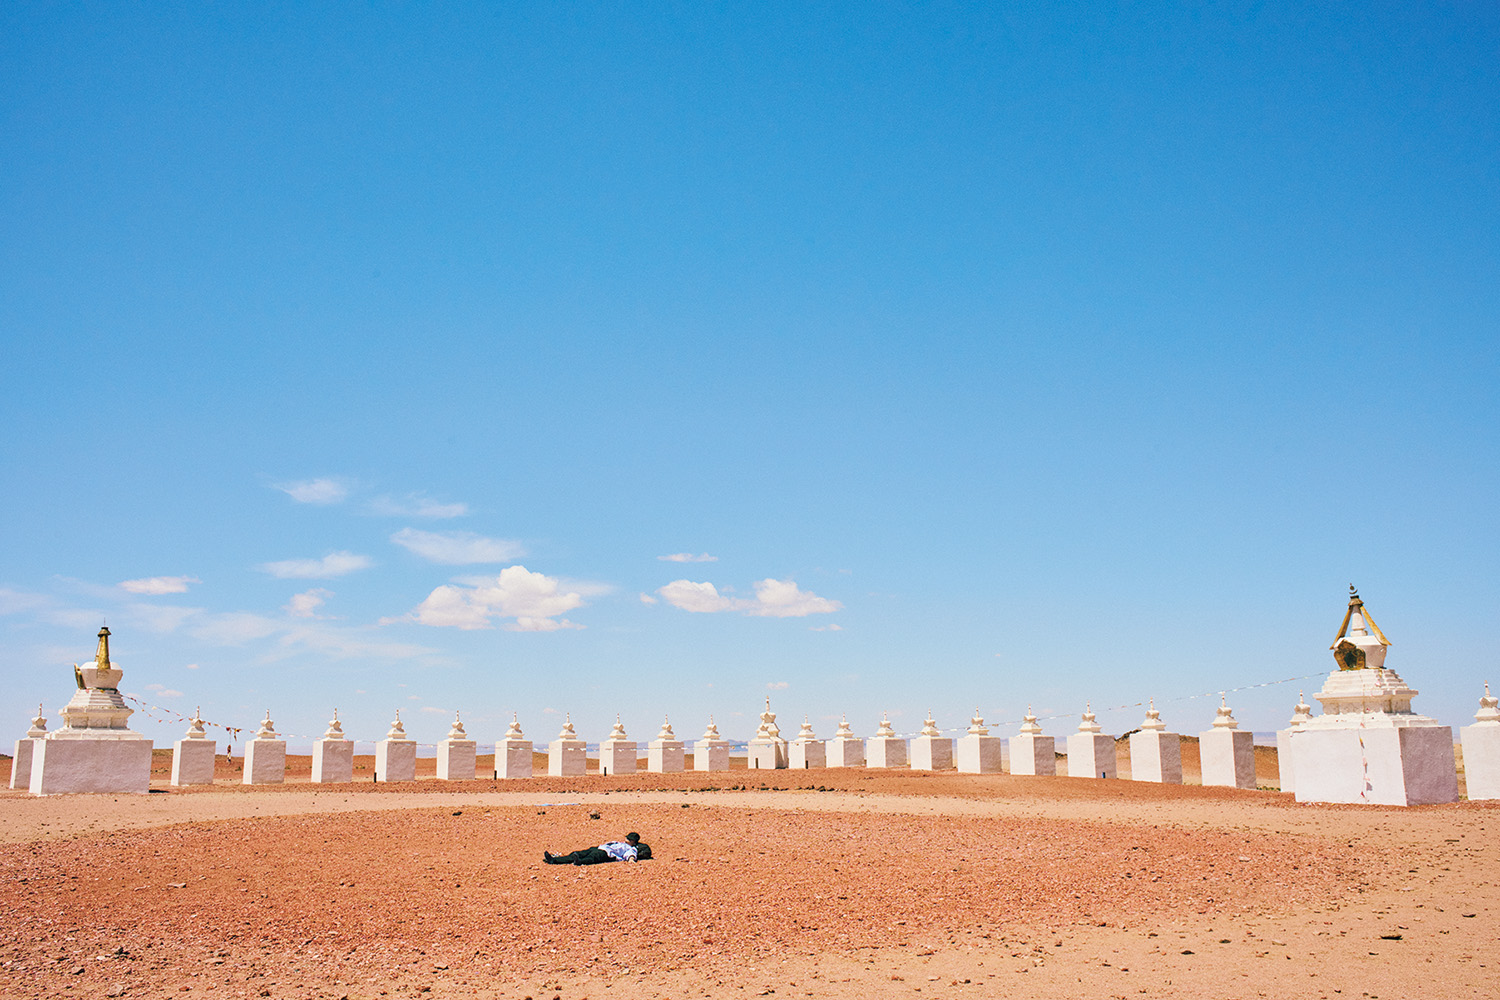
[634, 842, 651, 860]
[625, 831, 640, 843]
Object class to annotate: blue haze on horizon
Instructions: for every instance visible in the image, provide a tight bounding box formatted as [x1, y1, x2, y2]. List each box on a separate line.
[2, 4, 1496, 750]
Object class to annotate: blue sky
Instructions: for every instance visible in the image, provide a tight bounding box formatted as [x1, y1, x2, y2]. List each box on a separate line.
[3, 3, 1497, 750]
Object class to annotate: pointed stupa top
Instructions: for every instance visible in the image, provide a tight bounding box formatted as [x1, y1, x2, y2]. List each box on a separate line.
[1212, 696, 1239, 729]
[254, 710, 279, 740]
[185, 707, 208, 739]
[1140, 699, 1166, 732]
[834, 714, 856, 739]
[26, 703, 48, 738]
[1475, 682, 1500, 725]
[1289, 691, 1313, 726]
[1077, 703, 1101, 734]
[446, 711, 468, 741]
[755, 697, 780, 740]
[503, 713, 526, 740]
[656, 715, 676, 740]
[700, 715, 723, 741]
[967, 710, 989, 736]
[95, 625, 111, 668]
[1019, 706, 1042, 735]
[920, 712, 941, 737]
[875, 713, 896, 738]
[323, 708, 346, 740]
[385, 710, 409, 741]
[606, 715, 629, 742]
[795, 716, 818, 742]
[557, 713, 580, 740]
[1330, 586, 1390, 670]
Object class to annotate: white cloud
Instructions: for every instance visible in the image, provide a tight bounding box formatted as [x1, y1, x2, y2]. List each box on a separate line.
[188, 612, 283, 645]
[259, 551, 372, 579]
[185, 663, 200, 670]
[391, 528, 524, 564]
[276, 477, 351, 504]
[124, 602, 202, 634]
[368, 494, 469, 519]
[119, 575, 200, 595]
[0, 586, 51, 616]
[284, 588, 333, 618]
[766, 681, 789, 690]
[401, 565, 586, 631]
[420, 705, 448, 714]
[656, 577, 842, 618]
[639, 592, 659, 605]
[809, 623, 844, 632]
[144, 683, 184, 698]
[658, 552, 718, 563]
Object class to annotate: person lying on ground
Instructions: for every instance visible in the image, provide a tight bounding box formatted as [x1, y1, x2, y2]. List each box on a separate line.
[543, 831, 652, 865]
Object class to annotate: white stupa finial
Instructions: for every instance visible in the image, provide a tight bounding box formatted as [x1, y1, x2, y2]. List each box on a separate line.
[657, 715, 676, 740]
[1212, 695, 1238, 730]
[608, 714, 628, 741]
[323, 708, 346, 740]
[185, 706, 208, 739]
[446, 711, 468, 740]
[834, 714, 855, 739]
[385, 710, 408, 740]
[795, 715, 818, 742]
[1019, 705, 1042, 735]
[255, 710, 278, 740]
[701, 715, 722, 740]
[967, 709, 988, 736]
[1290, 691, 1313, 725]
[558, 713, 578, 739]
[756, 698, 780, 739]
[504, 712, 525, 739]
[1475, 682, 1500, 725]
[921, 712, 941, 737]
[1140, 698, 1165, 732]
[875, 713, 896, 738]
[26, 703, 48, 738]
[1331, 586, 1390, 670]
[1077, 703, 1101, 734]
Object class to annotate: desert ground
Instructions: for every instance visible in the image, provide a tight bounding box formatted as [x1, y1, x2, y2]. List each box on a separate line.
[1, 744, 1494, 1000]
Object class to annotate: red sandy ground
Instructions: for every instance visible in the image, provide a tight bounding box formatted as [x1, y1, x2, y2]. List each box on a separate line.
[0, 751, 1494, 1000]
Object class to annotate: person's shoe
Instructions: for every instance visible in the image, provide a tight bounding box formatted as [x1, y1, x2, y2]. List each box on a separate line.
[543, 851, 556, 863]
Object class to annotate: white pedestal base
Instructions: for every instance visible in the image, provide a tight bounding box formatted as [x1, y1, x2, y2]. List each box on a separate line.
[243, 738, 286, 785]
[30, 735, 153, 795]
[10, 739, 40, 790]
[312, 739, 353, 783]
[549, 740, 586, 776]
[1009, 734, 1055, 776]
[375, 739, 416, 783]
[497, 738, 534, 778]
[1201, 729, 1255, 789]
[910, 736, 953, 771]
[171, 738, 216, 786]
[866, 736, 907, 769]
[1461, 724, 1500, 800]
[648, 740, 685, 773]
[437, 739, 477, 780]
[1275, 727, 1300, 795]
[600, 741, 637, 776]
[826, 738, 865, 768]
[1292, 722, 1458, 805]
[1066, 732, 1117, 779]
[956, 734, 1002, 773]
[748, 739, 788, 770]
[1127, 730, 1181, 784]
[789, 740, 826, 770]
[693, 741, 729, 771]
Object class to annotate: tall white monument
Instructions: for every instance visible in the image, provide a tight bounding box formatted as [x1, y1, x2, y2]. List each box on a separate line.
[600, 716, 637, 776]
[496, 714, 534, 779]
[437, 712, 477, 780]
[789, 716, 826, 770]
[648, 716, 686, 773]
[30, 627, 153, 795]
[748, 699, 788, 770]
[826, 714, 865, 768]
[375, 711, 417, 782]
[956, 710, 1002, 774]
[1199, 697, 1255, 789]
[170, 709, 216, 786]
[10, 705, 47, 790]
[1461, 683, 1500, 801]
[1290, 588, 1458, 806]
[243, 711, 287, 785]
[312, 710, 354, 783]
[1275, 693, 1312, 795]
[693, 716, 730, 772]
[1127, 700, 1181, 784]
[866, 713, 907, 769]
[1066, 703, 1117, 779]
[548, 714, 586, 776]
[1010, 707, 1055, 776]
[910, 712, 953, 771]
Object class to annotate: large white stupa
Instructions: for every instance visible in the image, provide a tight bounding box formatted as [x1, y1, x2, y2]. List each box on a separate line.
[30, 627, 153, 794]
[1288, 588, 1457, 805]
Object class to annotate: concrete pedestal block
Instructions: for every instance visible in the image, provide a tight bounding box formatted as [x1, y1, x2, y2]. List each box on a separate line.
[956, 734, 1003, 773]
[648, 739, 685, 773]
[244, 737, 287, 785]
[826, 737, 865, 768]
[375, 739, 416, 782]
[1009, 734, 1055, 776]
[600, 740, 637, 776]
[910, 736, 953, 771]
[497, 738, 534, 778]
[171, 737, 216, 786]
[1066, 732, 1117, 779]
[30, 735, 152, 794]
[1128, 730, 1182, 784]
[748, 739, 788, 770]
[1462, 723, 1500, 800]
[10, 739, 40, 790]
[693, 740, 730, 771]
[438, 739, 477, 780]
[1275, 728, 1299, 794]
[1292, 724, 1458, 805]
[312, 739, 354, 783]
[789, 740, 826, 770]
[866, 736, 907, 768]
[1200, 728, 1255, 788]
[549, 738, 586, 776]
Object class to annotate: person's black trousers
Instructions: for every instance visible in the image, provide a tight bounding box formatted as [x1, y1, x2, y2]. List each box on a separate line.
[546, 847, 613, 865]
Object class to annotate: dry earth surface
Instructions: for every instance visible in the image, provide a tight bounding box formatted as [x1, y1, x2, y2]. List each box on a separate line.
[1, 751, 1495, 1000]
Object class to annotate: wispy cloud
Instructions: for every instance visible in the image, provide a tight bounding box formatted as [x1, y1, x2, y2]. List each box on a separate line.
[656, 577, 842, 618]
[145, 683, 184, 698]
[284, 588, 333, 618]
[368, 494, 469, 519]
[119, 575, 200, 595]
[275, 477, 351, 505]
[259, 552, 372, 579]
[809, 623, 844, 632]
[658, 552, 718, 563]
[639, 592, 659, 605]
[394, 565, 585, 631]
[767, 681, 789, 690]
[391, 528, 524, 564]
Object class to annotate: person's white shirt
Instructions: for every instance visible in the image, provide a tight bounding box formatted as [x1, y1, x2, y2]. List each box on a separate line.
[598, 841, 638, 862]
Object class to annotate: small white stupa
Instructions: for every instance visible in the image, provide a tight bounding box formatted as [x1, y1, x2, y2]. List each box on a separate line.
[437, 711, 477, 781]
[1275, 693, 1313, 795]
[866, 712, 907, 768]
[826, 714, 865, 768]
[30, 627, 153, 795]
[375, 710, 416, 783]
[693, 716, 730, 772]
[1066, 703, 1117, 779]
[1128, 700, 1182, 784]
[748, 698, 789, 769]
[1289, 588, 1458, 805]
[243, 710, 287, 785]
[956, 710, 1002, 774]
[789, 716, 826, 770]
[1010, 706, 1055, 776]
[1460, 683, 1500, 801]
[496, 713, 534, 779]
[10, 704, 48, 791]
[910, 712, 954, 771]
[170, 708, 216, 786]
[600, 715, 637, 776]
[1199, 697, 1255, 789]
[548, 714, 586, 776]
[648, 715, 686, 773]
[312, 709, 354, 783]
